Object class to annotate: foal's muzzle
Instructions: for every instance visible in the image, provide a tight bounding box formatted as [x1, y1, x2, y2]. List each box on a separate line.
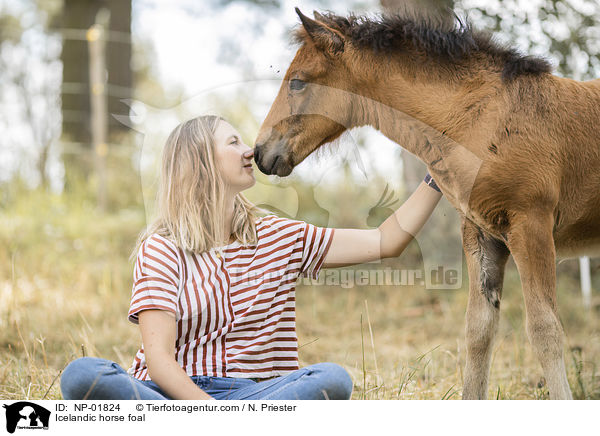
[253, 141, 294, 177]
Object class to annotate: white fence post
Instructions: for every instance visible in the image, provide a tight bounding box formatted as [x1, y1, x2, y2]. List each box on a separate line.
[579, 256, 592, 309]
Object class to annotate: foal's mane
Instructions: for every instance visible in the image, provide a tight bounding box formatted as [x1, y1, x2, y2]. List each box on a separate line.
[295, 11, 552, 82]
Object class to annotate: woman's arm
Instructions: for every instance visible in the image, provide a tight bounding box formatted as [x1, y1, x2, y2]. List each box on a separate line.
[138, 310, 214, 400]
[322, 181, 442, 268]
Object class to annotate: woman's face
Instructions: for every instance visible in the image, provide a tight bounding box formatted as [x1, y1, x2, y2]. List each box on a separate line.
[213, 120, 256, 193]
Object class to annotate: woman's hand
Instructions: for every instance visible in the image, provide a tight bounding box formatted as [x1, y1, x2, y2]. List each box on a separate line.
[139, 310, 214, 400]
[322, 180, 442, 268]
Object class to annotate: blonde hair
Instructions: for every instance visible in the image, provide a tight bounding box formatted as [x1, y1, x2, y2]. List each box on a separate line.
[133, 115, 261, 257]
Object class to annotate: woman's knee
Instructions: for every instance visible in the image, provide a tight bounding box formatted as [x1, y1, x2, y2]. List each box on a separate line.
[307, 362, 353, 400]
[60, 357, 119, 400]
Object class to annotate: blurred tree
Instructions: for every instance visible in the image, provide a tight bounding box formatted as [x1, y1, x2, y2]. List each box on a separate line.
[0, 6, 22, 44]
[208, 0, 281, 8]
[381, 0, 454, 17]
[130, 38, 185, 110]
[185, 0, 374, 80]
[456, 0, 600, 81]
[0, 0, 62, 189]
[58, 0, 132, 185]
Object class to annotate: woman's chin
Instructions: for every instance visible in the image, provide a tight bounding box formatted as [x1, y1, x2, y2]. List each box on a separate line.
[242, 177, 256, 191]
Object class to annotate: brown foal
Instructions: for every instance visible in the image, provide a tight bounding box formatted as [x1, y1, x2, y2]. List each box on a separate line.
[254, 9, 600, 399]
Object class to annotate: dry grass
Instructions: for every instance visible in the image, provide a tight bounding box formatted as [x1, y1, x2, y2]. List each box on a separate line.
[296, 262, 600, 399]
[1, 185, 598, 400]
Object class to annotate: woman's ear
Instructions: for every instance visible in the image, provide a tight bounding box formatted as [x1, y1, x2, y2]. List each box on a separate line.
[296, 7, 344, 56]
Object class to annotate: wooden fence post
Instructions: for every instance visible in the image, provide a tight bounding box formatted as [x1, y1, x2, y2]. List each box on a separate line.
[87, 8, 110, 211]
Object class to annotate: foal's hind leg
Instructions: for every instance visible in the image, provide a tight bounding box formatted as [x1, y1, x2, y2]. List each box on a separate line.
[462, 220, 510, 400]
[507, 213, 572, 400]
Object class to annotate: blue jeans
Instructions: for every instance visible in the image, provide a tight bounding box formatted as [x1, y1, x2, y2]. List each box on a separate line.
[60, 357, 353, 400]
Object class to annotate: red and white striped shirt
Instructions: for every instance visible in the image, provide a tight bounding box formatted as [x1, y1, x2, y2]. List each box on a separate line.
[127, 215, 334, 380]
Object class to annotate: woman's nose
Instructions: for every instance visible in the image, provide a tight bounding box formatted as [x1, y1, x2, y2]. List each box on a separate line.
[243, 149, 254, 160]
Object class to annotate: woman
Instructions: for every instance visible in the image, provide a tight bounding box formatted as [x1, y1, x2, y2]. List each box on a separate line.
[60, 115, 442, 400]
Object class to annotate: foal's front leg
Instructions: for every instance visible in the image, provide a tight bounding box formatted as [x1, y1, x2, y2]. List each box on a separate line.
[462, 219, 510, 400]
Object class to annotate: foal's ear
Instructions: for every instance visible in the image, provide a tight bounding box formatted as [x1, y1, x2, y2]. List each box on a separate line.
[313, 10, 326, 22]
[295, 7, 344, 56]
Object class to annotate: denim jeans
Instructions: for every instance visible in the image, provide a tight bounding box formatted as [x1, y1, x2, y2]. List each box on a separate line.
[60, 357, 353, 400]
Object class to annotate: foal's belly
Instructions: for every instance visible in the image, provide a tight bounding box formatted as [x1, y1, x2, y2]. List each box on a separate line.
[555, 234, 600, 259]
[556, 242, 600, 259]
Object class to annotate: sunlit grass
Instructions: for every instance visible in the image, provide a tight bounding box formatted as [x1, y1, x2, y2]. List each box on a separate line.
[295, 264, 600, 400]
[1, 181, 598, 400]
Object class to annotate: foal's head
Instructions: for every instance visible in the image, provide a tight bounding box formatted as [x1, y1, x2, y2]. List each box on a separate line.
[254, 8, 363, 176]
[254, 8, 552, 177]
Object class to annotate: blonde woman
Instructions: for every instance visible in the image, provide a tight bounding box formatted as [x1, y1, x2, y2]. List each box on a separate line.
[60, 115, 442, 400]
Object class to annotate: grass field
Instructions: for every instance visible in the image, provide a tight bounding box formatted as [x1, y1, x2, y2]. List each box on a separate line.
[1, 186, 599, 400]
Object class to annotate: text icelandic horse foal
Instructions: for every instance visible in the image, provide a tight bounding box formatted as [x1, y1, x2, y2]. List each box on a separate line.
[254, 9, 600, 399]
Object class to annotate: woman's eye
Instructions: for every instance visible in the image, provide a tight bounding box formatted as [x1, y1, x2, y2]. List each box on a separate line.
[290, 79, 306, 91]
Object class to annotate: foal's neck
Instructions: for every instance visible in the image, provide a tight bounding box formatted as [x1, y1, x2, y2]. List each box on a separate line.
[349, 62, 502, 210]
[357, 63, 503, 159]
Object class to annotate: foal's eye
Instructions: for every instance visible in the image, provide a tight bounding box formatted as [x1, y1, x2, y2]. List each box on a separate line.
[290, 79, 306, 91]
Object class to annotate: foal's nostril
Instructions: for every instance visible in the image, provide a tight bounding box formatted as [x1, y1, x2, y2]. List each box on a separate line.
[271, 155, 280, 173]
[253, 146, 262, 163]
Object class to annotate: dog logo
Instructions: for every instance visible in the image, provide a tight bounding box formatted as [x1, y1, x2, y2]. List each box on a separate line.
[2, 402, 50, 433]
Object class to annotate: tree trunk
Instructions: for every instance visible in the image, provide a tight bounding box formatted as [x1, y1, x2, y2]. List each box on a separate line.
[59, 0, 132, 186]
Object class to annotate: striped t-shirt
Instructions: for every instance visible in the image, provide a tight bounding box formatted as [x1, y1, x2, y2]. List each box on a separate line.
[127, 215, 334, 380]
